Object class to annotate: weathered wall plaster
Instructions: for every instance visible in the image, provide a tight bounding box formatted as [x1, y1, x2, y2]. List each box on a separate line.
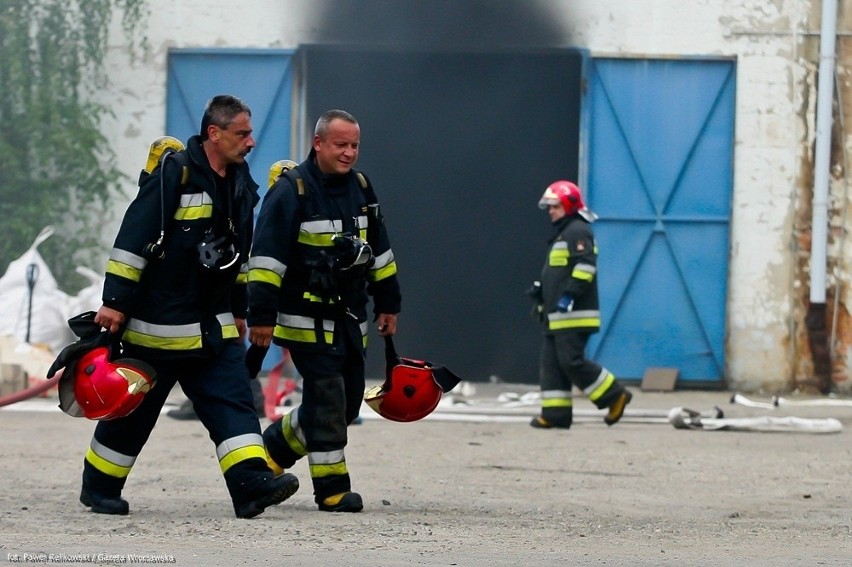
[94, 0, 852, 392]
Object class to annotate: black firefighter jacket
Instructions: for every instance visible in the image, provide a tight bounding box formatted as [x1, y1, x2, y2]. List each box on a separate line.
[102, 135, 260, 360]
[540, 214, 601, 334]
[247, 151, 401, 353]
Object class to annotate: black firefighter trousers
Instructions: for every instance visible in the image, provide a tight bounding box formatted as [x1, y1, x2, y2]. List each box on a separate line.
[263, 317, 365, 504]
[539, 330, 627, 424]
[81, 341, 273, 506]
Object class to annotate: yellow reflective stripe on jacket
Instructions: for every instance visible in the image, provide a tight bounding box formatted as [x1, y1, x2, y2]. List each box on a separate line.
[549, 241, 569, 266]
[274, 314, 334, 344]
[356, 215, 368, 233]
[585, 369, 616, 402]
[572, 262, 596, 282]
[122, 319, 203, 351]
[216, 433, 267, 473]
[236, 262, 249, 285]
[297, 219, 342, 247]
[547, 310, 600, 330]
[308, 449, 347, 478]
[540, 389, 573, 408]
[368, 249, 398, 282]
[217, 313, 239, 340]
[85, 439, 136, 479]
[248, 255, 286, 287]
[105, 247, 146, 282]
[281, 411, 308, 456]
[173, 192, 213, 220]
[303, 291, 335, 303]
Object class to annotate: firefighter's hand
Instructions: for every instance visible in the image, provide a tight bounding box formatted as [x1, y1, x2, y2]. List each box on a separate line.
[94, 306, 125, 334]
[235, 318, 246, 340]
[556, 294, 574, 313]
[376, 313, 397, 337]
[526, 281, 543, 302]
[249, 325, 274, 348]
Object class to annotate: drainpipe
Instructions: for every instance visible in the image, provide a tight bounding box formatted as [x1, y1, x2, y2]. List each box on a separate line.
[807, 0, 838, 394]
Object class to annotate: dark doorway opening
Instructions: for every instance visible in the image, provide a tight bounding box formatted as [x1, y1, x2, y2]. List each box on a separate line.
[296, 46, 584, 383]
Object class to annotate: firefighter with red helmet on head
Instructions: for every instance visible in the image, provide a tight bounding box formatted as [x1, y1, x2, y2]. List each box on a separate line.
[529, 180, 632, 429]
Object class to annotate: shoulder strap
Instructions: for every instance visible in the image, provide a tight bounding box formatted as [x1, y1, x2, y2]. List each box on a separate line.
[354, 170, 377, 204]
[356, 172, 368, 190]
[282, 168, 370, 198]
[281, 168, 377, 222]
[279, 169, 310, 224]
[283, 169, 306, 197]
[165, 150, 190, 187]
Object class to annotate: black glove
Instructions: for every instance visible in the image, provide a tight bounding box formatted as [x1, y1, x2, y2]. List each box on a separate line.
[526, 281, 543, 303]
[245, 343, 269, 380]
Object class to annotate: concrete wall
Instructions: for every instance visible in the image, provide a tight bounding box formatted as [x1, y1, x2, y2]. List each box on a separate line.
[96, 0, 852, 393]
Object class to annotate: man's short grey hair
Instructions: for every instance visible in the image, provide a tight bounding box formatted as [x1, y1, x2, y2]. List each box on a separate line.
[315, 109, 358, 138]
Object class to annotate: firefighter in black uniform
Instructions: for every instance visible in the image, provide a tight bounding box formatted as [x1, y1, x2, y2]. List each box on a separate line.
[248, 109, 401, 513]
[529, 180, 632, 429]
[83, 95, 299, 518]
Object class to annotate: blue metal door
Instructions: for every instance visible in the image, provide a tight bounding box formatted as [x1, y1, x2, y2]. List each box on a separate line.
[165, 48, 294, 205]
[165, 49, 295, 370]
[585, 58, 735, 384]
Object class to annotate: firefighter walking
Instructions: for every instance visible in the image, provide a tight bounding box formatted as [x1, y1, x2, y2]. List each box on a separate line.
[529, 180, 632, 429]
[80, 95, 299, 518]
[248, 109, 401, 512]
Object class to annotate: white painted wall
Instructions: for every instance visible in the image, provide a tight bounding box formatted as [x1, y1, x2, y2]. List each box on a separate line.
[96, 0, 846, 392]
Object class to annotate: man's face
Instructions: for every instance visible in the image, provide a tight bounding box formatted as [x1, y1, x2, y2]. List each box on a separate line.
[209, 112, 255, 165]
[313, 118, 360, 175]
[548, 203, 566, 222]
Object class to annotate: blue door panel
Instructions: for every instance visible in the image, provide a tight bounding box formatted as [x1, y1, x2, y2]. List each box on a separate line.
[593, 221, 653, 323]
[166, 49, 294, 206]
[597, 231, 719, 378]
[666, 221, 729, 374]
[595, 60, 732, 211]
[586, 58, 735, 383]
[165, 49, 295, 371]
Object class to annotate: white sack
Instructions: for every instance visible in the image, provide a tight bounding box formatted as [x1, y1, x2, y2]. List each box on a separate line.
[0, 227, 74, 352]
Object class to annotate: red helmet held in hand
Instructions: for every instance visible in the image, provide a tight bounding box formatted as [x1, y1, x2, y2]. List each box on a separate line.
[72, 346, 156, 421]
[363, 337, 461, 422]
[48, 312, 157, 421]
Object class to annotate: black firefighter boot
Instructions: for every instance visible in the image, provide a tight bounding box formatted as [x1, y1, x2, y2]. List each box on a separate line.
[231, 471, 300, 519]
[604, 389, 633, 426]
[80, 463, 130, 515]
[80, 487, 129, 515]
[530, 406, 573, 429]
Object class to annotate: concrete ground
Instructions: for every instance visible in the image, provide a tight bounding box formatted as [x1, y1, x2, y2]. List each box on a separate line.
[1, 380, 851, 566]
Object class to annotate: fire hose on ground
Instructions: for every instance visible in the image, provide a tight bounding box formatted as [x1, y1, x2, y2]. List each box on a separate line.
[0, 373, 60, 408]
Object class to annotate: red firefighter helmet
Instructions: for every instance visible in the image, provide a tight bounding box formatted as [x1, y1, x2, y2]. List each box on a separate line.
[538, 180, 585, 215]
[364, 337, 461, 422]
[48, 312, 157, 421]
[538, 180, 598, 222]
[72, 347, 156, 420]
